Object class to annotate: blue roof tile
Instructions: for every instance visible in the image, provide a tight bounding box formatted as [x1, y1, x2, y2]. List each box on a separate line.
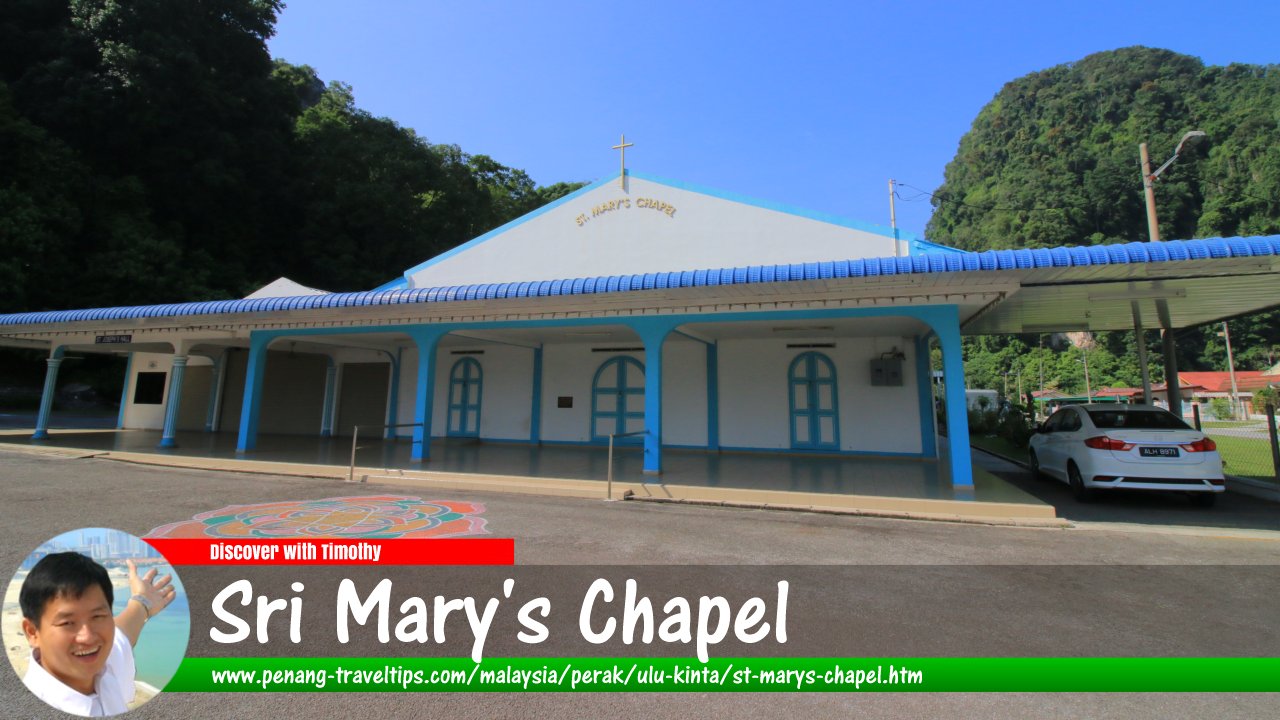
[2, 236, 1278, 327]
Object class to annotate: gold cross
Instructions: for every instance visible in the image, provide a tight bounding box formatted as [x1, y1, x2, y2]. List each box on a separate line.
[611, 133, 633, 188]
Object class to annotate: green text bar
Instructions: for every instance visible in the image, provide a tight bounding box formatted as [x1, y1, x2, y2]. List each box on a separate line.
[165, 657, 1280, 692]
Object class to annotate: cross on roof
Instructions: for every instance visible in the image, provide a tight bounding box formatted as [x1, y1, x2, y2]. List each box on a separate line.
[611, 133, 633, 189]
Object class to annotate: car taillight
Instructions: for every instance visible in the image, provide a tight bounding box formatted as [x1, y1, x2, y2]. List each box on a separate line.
[1083, 436, 1134, 451]
[1180, 438, 1217, 452]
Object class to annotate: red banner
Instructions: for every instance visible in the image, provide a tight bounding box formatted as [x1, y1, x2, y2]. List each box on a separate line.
[144, 538, 514, 566]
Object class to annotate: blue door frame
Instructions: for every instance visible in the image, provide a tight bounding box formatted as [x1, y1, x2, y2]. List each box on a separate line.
[591, 356, 645, 444]
[788, 351, 840, 450]
[447, 357, 482, 437]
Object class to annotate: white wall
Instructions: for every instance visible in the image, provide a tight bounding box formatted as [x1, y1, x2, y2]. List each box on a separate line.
[407, 176, 898, 288]
[717, 337, 923, 454]
[662, 341, 707, 447]
[431, 346, 534, 440]
[121, 352, 173, 429]
[506, 341, 707, 446]
[122, 352, 213, 430]
[388, 336, 920, 453]
[536, 344, 621, 443]
[395, 345, 537, 440]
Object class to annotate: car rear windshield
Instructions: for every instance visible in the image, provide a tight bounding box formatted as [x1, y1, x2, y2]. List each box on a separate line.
[1086, 409, 1191, 430]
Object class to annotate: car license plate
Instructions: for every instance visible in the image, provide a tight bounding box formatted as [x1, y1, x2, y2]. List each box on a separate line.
[1139, 446, 1180, 458]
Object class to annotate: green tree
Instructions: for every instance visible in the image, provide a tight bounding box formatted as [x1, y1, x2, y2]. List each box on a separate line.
[934, 47, 1280, 392]
[0, 3, 585, 309]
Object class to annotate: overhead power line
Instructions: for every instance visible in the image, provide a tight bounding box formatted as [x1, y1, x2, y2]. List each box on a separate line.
[894, 182, 1085, 215]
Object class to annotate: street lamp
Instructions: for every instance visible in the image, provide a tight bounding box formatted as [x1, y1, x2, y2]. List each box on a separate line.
[1140, 130, 1206, 242]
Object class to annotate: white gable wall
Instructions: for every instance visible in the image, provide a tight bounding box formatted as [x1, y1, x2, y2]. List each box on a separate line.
[406, 176, 899, 288]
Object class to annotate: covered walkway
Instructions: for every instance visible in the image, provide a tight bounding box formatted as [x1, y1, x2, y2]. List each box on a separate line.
[0, 428, 1052, 522]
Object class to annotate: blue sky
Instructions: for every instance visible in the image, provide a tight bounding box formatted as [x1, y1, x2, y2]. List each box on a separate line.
[268, 0, 1278, 238]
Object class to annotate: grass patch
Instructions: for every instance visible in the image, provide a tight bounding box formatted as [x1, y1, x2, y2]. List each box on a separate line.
[1205, 433, 1278, 483]
[1201, 420, 1260, 428]
[970, 434, 1028, 463]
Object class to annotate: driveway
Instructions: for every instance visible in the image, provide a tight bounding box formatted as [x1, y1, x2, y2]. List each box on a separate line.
[972, 448, 1280, 532]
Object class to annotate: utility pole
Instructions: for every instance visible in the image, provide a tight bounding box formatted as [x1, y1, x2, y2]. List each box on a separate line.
[1132, 301, 1152, 405]
[1221, 321, 1242, 418]
[1140, 143, 1161, 242]
[888, 179, 901, 257]
[1082, 351, 1092, 403]
[1140, 131, 1205, 421]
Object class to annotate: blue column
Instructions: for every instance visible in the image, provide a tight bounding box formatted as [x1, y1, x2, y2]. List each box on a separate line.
[932, 307, 973, 487]
[319, 360, 337, 437]
[116, 352, 134, 430]
[236, 333, 273, 453]
[408, 328, 448, 462]
[158, 355, 188, 448]
[384, 350, 401, 440]
[630, 318, 682, 476]
[204, 352, 224, 432]
[706, 342, 719, 450]
[530, 346, 543, 444]
[32, 348, 65, 440]
[915, 335, 937, 459]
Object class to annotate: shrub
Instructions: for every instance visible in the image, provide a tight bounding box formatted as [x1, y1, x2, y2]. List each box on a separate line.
[968, 408, 998, 435]
[996, 410, 1034, 448]
[1209, 397, 1233, 420]
[1255, 386, 1278, 413]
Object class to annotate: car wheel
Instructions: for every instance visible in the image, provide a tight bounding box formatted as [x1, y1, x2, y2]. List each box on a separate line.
[1068, 462, 1093, 503]
[1189, 493, 1217, 508]
[1028, 449, 1043, 479]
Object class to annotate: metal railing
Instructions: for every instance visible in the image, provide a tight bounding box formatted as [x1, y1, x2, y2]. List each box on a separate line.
[606, 430, 647, 500]
[345, 424, 651, 494]
[348, 422, 424, 482]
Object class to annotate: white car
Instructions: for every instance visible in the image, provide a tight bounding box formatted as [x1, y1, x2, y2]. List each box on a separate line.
[1027, 404, 1226, 507]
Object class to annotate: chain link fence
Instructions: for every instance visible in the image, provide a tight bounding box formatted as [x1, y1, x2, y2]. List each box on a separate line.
[1198, 403, 1280, 485]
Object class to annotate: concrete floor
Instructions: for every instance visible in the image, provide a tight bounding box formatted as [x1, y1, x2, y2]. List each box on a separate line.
[0, 426, 1043, 506]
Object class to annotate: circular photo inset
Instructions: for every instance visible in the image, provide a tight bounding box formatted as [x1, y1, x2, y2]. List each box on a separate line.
[3, 528, 190, 717]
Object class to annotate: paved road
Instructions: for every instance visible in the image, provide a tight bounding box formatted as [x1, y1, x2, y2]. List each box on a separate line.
[973, 448, 1280, 532]
[1, 449, 1277, 719]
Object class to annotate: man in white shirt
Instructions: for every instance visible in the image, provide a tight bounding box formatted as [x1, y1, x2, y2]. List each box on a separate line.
[20, 552, 176, 717]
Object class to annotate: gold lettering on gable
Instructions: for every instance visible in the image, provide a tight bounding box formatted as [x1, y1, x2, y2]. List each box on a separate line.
[575, 197, 677, 227]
